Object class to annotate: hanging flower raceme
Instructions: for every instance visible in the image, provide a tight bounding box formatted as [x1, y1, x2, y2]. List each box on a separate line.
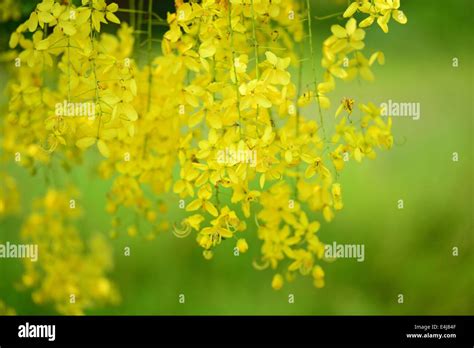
[0, 0, 407, 309]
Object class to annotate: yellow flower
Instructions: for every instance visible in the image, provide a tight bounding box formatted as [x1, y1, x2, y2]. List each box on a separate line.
[239, 79, 272, 109]
[261, 51, 291, 85]
[203, 250, 214, 260]
[343, 0, 370, 18]
[2, 0, 401, 293]
[329, 18, 365, 52]
[236, 238, 249, 253]
[332, 184, 343, 210]
[288, 249, 314, 275]
[349, 0, 408, 33]
[27, 0, 55, 32]
[302, 156, 332, 181]
[90, 1, 120, 32]
[184, 214, 205, 231]
[20, 190, 119, 315]
[295, 212, 320, 238]
[344, 52, 378, 81]
[200, 225, 233, 244]
[271, 273, 284, 290]
[231, 183, 261, 217]
[312, 265, 325, 288]
[186, 184, 219, 217]
[376, 0, 408, 33]
[127, 225, 138, 237]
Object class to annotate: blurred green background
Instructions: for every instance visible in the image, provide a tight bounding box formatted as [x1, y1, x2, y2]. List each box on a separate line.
[1, 0, 473, 315]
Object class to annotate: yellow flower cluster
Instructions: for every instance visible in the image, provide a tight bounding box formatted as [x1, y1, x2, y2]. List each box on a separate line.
[344, 0, 407, 33]
[20, 190, 119, 315]
[166, 0, 406, 289]
[0, 0, 408, 304]
[168, 0, 306, 261]
[8, 0, 135, 157]
[318, 0, 407, 104]
[99, 33, 182, 239]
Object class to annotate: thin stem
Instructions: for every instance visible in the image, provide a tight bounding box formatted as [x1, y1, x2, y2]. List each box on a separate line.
[147, 0, 153, 112]
[215, 185, 220, 207]
[139, 38, 161, 47]
[136, 0, 144, 46]
[296, 42, 304, 136]
[117, 7, 164, 21]
[250, 0, 260, 80]
[228, 1, 243, 137]
[306, 0, 326, 140]
[129, 0, 136, 28]
[314, 11, 344, 20]
[293, 29, 305, 199]
[117, 8, 147, 14]
[41, 24, 48, 102]
[150, 20, 169, 26]
[250, 0, 260, 135]
[67, 6, 71, 103]
[143, 0, 153, 158]
[257, 46, 287, 51]
[89, 2, 102, 139]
